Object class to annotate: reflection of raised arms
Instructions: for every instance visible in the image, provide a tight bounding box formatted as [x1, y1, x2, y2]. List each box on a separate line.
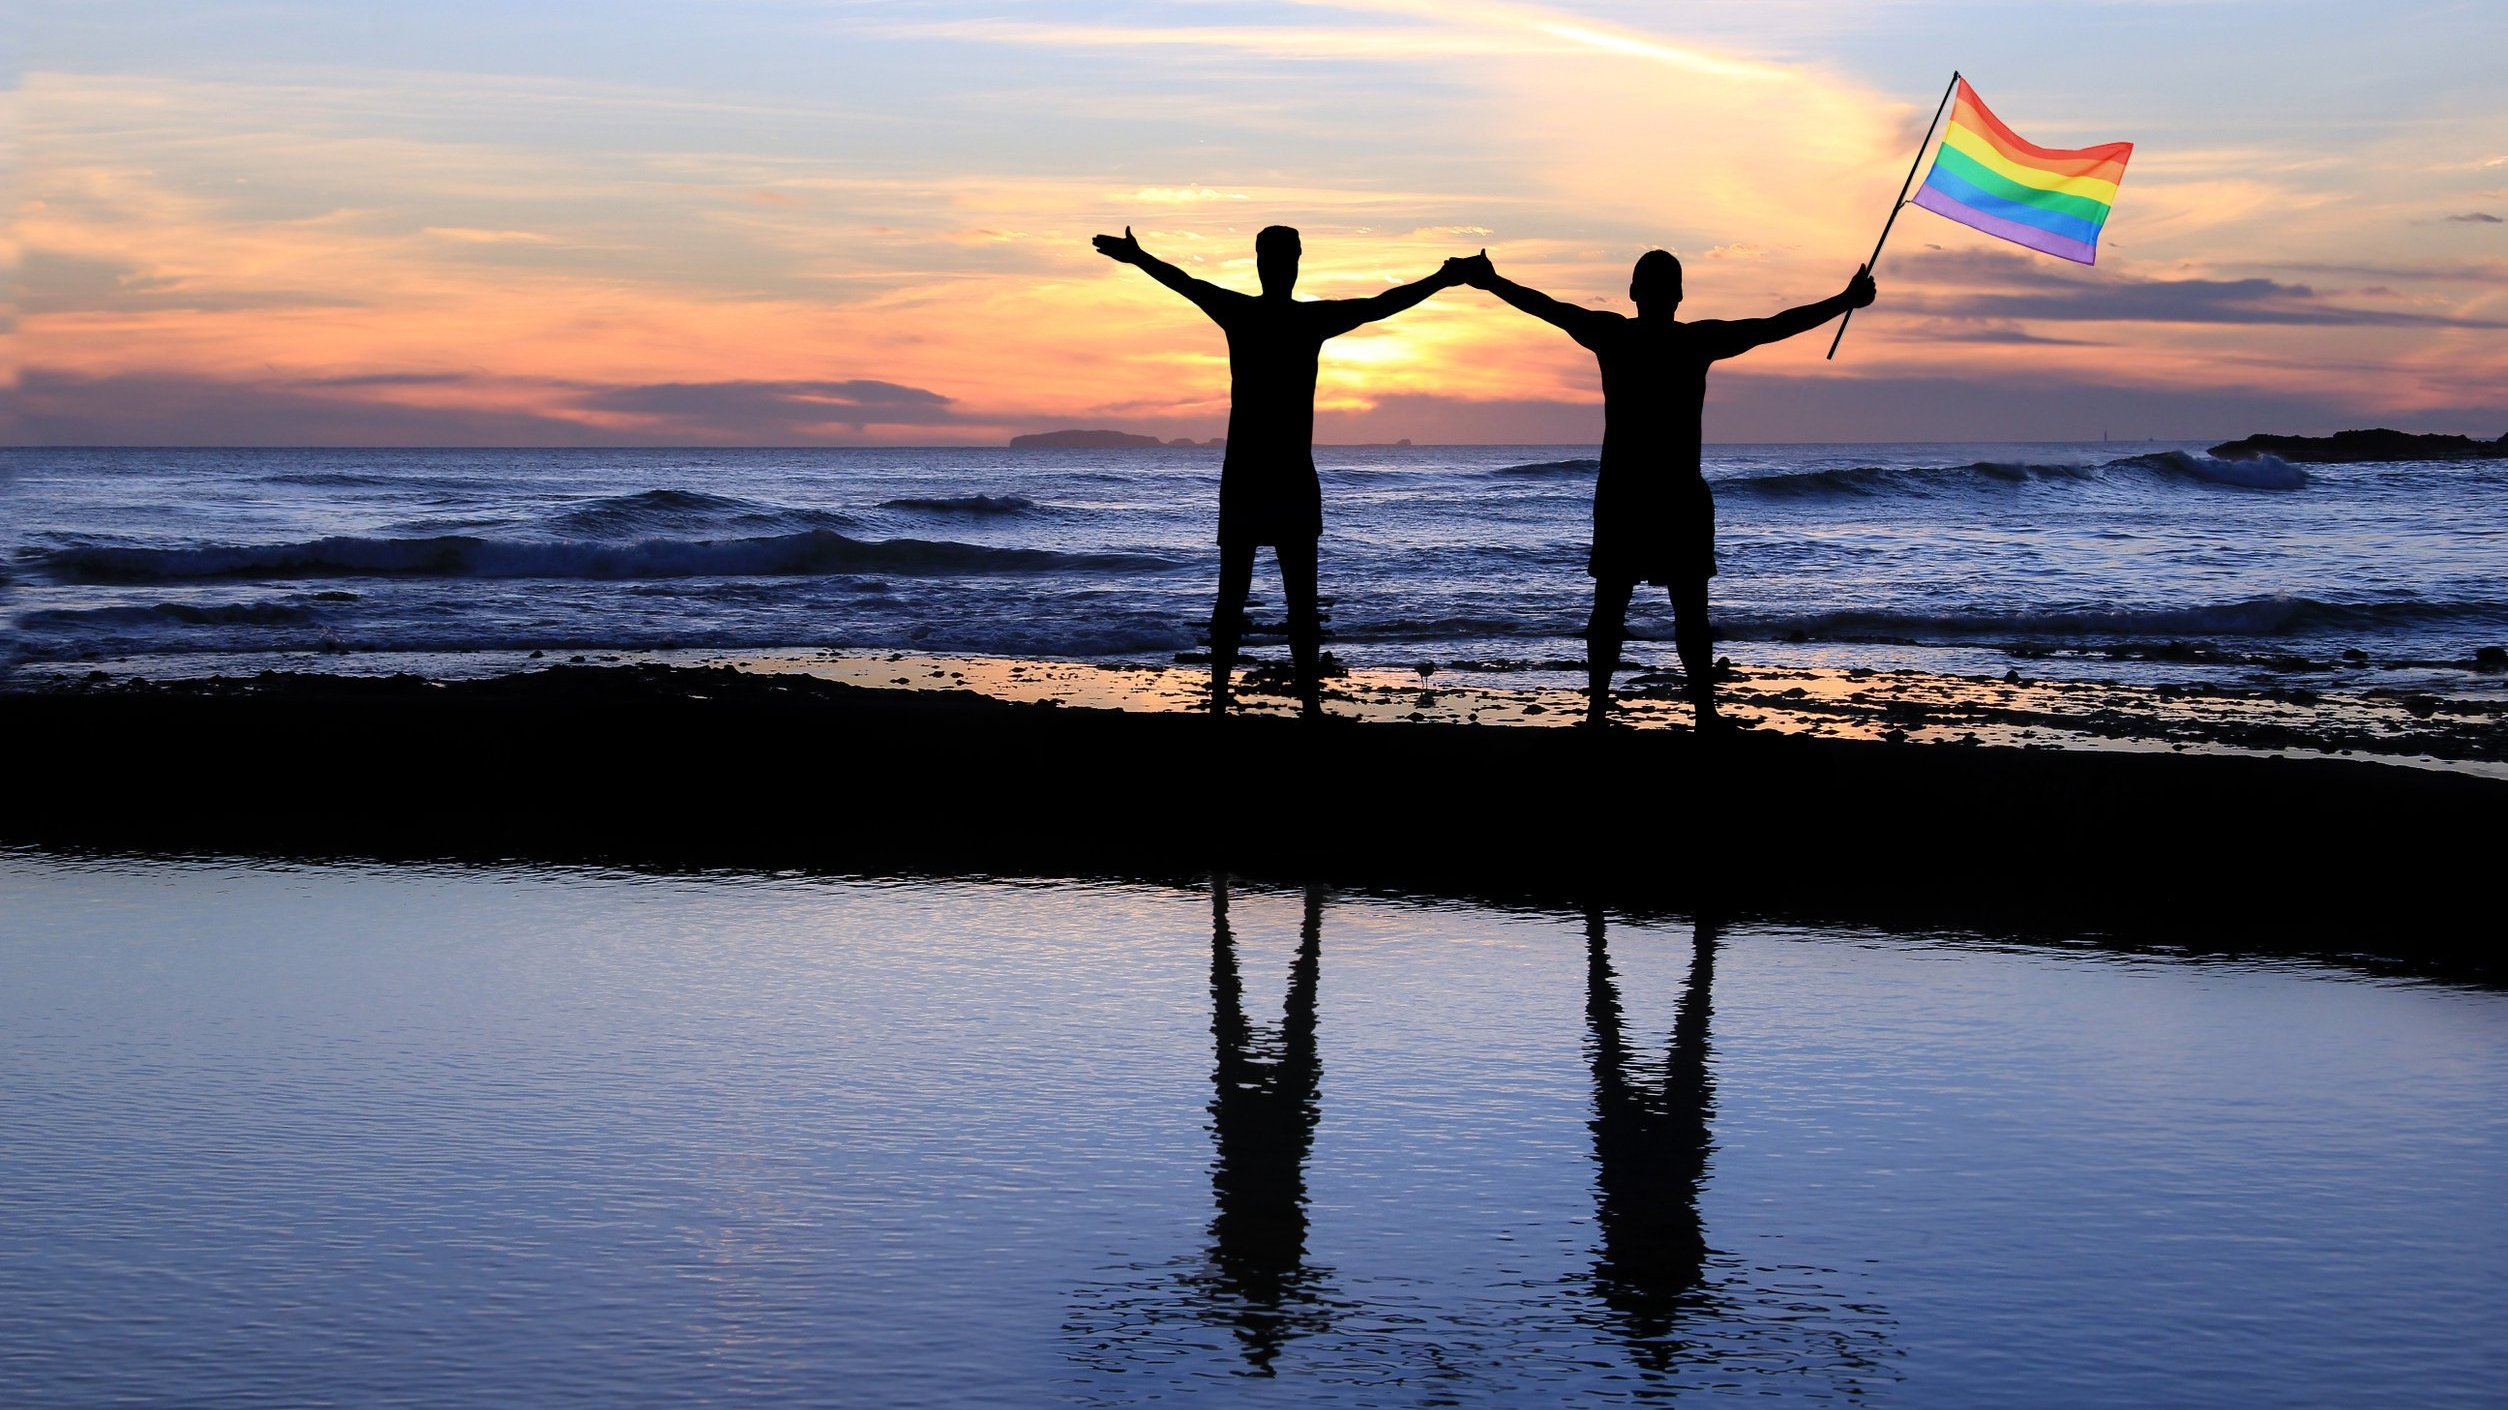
[1312, 261, 1469, 338]
[1460, 252, 1613, 339]
[1689, 266, 1878, 360]
[1092, 226, 1240, 322]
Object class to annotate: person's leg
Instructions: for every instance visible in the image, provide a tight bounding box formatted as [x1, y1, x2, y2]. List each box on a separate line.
[1275, 537, 1324, 717]
[1585, 576, 1636, 722]
[1667, 574, 1720, 727]
[1210, 540, 1256, 713]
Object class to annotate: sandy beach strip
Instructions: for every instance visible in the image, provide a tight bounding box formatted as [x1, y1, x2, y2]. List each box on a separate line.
[17, 646, 2502, 776]
[4, 659, 2499, 975]
[711, 649, 2508, 778]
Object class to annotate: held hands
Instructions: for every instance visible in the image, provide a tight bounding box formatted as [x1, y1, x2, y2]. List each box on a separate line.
[1845, 263, 1877, 308]
[1440, 249, 1496, 289]
[1092, 226, 1146, 265]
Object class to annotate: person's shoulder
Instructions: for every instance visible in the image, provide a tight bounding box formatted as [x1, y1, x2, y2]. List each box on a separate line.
[1570, 306, 1629, 344]
[1190, 283, 1256, 324]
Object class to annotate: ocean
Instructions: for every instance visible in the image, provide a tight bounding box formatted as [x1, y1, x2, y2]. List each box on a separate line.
[6, 444, 2505, 692]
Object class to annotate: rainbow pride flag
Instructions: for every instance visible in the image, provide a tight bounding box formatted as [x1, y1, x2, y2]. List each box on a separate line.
[1911, 78, 2132, 265]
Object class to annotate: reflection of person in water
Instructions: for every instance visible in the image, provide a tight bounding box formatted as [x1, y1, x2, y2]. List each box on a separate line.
[1460, 251, 1874, 728]
[1093, 225, 1469, 717]
[1197, 878, 1328, 1372]
[1585, 908, 1719, 1367]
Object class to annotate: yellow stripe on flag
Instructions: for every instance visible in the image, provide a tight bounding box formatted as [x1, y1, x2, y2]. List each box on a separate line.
[1938, 122, 2121, 205]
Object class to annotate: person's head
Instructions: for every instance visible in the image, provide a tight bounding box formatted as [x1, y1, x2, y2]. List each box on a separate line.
[1630, 249, 1683, 315]
[1256, 225, 1302, 298]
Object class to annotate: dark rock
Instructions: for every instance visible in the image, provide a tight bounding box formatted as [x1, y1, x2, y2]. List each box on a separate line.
[1008, 428, 1167, 450]
[2208, 428, 2508, 463]
[2474, 646, 2508, 672]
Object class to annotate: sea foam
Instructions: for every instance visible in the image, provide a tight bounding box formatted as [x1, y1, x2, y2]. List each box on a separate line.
[37, 530, 1183, 584]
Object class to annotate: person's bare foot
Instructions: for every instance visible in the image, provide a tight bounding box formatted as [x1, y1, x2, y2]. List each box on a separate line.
[1578, 694, 1625, 731]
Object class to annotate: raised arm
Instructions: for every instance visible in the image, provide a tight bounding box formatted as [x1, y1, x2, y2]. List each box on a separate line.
[1312, 262, 1466, 337]
[1463, 253, 1612, 341]
[1092, 226, 1236, 321]
[1693, 266, 1877, 359]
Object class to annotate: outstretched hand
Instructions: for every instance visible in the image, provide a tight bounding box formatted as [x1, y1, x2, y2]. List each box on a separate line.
[1092, 226, 1145, 265]
[1845, 263, 1877, 308]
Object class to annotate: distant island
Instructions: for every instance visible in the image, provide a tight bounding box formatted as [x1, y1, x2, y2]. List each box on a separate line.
[2210, 428, 2508, 462]
[1009, 429, 1224, 449]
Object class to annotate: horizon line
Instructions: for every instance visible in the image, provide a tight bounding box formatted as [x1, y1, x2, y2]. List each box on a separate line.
[0, 437, 2209, 452]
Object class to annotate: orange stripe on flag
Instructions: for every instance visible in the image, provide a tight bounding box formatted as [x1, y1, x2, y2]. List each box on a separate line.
[1949, 78, 2132, 178]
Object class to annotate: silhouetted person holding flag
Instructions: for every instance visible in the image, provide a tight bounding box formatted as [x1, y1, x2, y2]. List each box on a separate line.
[1586, 907, 1719, 1365]
[1459, 251, 1875, 728]
[1094, 224, 1469, 716]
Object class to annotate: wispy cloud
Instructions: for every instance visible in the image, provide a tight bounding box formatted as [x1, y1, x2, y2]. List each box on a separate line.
[1894, 250, 2508, 328]
[1125, 186, 1250, 205]
[16, 3, 2508, 442]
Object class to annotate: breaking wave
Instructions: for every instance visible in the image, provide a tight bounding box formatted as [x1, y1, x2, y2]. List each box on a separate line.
[34, 530, 1184, 584]
[18, 600, 324, 629]
[879, 494, 1042, 516]
[1719, 460, 2099, 497]
[545, 488, 859, 538]
[1714, 452, 2307, 499]
[2111, 449, 2310, 490]
[1490, 458, 1600, 478]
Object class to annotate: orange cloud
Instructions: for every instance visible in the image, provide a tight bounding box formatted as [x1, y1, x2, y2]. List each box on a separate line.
[16, 30, 2508, 447]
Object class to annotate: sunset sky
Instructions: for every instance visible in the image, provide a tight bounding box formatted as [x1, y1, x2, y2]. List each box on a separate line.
[12, 0, 2506, 446]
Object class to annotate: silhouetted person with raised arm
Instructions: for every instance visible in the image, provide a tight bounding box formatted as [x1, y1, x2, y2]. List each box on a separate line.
[1198, 878, 1328, 1371]
[1460, 251, 1875, 728]
[1585, 907, 1720, 1368]
[1094, 225, 1470, 716]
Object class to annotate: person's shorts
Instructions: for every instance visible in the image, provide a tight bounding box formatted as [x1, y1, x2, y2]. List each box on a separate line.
[1588, 468, 1714, 584]
[1216, 460, 1324, 548]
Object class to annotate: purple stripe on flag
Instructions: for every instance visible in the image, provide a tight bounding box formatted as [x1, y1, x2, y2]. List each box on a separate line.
[1912, 186, 2099, 264]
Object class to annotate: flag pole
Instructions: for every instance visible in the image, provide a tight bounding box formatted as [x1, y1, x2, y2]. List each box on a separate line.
[1828, 69, 1960, 360]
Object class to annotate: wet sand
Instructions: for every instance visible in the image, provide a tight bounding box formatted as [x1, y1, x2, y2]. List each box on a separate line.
[5, 660, 2499, 975]
[704, 649, 2508, 777]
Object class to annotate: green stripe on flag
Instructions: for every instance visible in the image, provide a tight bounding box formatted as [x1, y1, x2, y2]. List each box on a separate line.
[1927, 145, 2112, 226]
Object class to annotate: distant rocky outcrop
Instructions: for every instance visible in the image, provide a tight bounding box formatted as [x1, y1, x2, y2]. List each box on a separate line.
[1008, 429, 1167, 450]
[2209, 428, 2508, 462]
